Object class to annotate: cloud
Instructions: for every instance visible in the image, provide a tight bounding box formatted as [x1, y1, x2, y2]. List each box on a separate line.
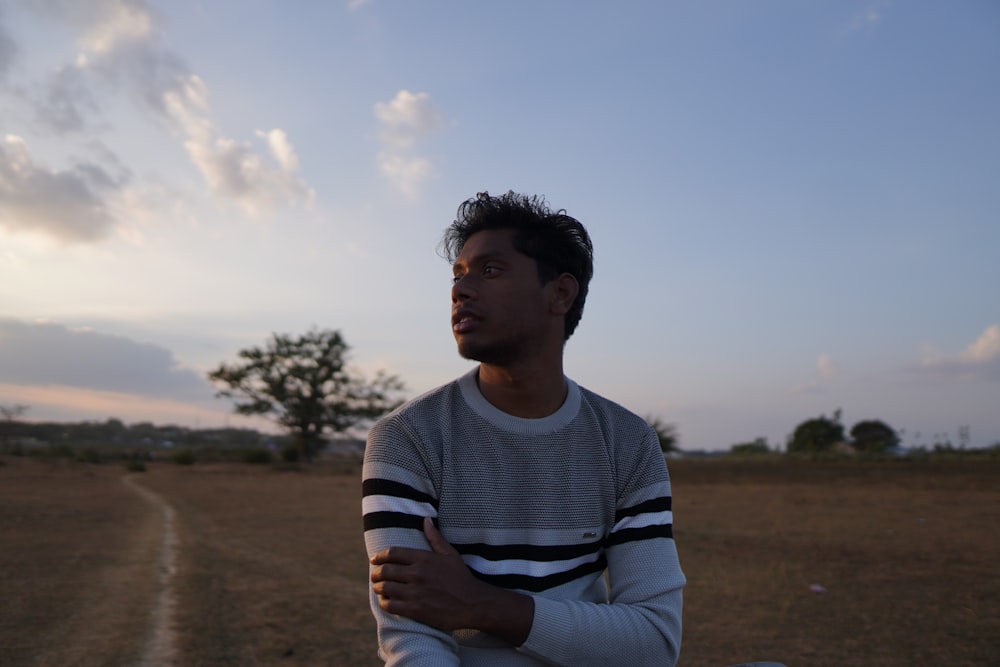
[185, 129, 315, 217]
[376, 153, 434, 199]
[0, 9, 17, 79]
[914, 324, 1000, 381]
[257, 128, 300, 172]
[0, 317, 211, 401]
[2, 0, 314, 219]
[78, 0, 156, 55]
[31, 64, 100, 133]
[375, 90, 442, 147]
[793, 352, 839, 394]
[848, 1, 890, 34]
[817, 353, 838, 378]
[959, 324, 1000, 364]
[0, 134, 125, 242]
[375, 89, 442, 197]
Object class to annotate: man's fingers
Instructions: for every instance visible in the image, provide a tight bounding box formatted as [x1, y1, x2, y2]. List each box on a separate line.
[423, 516, 460, 556]
[370, 563, 400, 584]
[370, 545, 423, 566]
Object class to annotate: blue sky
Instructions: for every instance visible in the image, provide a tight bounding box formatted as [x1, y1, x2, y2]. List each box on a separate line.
[1, 0, 997, 451]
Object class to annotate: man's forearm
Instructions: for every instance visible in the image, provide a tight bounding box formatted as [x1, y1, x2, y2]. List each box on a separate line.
[469, 581, 534, 646]
[371, 517, 536, 645]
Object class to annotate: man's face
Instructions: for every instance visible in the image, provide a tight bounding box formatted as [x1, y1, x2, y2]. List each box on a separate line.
[450, 228, 555, 365]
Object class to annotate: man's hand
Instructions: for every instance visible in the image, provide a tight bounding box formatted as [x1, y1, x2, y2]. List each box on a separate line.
[370, 516, 534, 645]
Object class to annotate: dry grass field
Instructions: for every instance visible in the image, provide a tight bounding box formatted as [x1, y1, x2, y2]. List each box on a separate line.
[1, 455, 997, 666]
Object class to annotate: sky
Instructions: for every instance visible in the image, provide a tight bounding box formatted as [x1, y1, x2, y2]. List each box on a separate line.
[1, 0, 998, 451]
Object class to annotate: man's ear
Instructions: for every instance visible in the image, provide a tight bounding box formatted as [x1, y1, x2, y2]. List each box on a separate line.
[549, 273, 579, 316]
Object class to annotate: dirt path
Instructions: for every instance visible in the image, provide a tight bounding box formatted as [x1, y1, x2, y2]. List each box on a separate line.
[122, 474, 179, 667]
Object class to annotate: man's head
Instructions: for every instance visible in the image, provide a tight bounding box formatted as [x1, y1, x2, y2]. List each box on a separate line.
[441, 191, 594, 341]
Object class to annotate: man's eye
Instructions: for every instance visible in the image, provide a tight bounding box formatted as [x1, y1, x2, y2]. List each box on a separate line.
[483, 265, 500, 276]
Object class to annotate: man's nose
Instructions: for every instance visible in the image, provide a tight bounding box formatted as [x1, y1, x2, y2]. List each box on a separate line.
[451, 274, 476, 302]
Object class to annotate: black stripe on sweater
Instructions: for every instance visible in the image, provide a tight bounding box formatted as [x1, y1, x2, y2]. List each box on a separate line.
[362, 478, 438, 508]
[363, 511, 427, 532]
[471, 554, 608, 593]
[455, 540, 601, 563]
[614, 496, 671, 523]
[605, 523, 673, 547]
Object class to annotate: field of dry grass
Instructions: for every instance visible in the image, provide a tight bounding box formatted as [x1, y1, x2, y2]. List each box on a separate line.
[1, 455, 997, 666]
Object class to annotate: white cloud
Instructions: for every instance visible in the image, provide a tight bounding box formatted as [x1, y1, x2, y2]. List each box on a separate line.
[185, 133, 314, 216]
[817, 353, 838, 378]
[375, 90, 442, 147]
[915, 324, 1000, 381]
[374, 89, 442, 197]
[3, 0, 315, 221]
[0, 134, 123, 242]
[959, 324, 1000, 364]
[79, 0, 155, 55]
[377, 152, 433, 200]
[793, 352, 839, 394]
[257, 128, 300, 172]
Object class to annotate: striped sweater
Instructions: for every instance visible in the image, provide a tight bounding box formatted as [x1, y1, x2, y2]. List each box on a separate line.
[362, 367, 685, 666]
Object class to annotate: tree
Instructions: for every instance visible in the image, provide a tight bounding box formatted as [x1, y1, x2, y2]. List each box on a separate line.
[0, 404, 28, 421]
[208, 329, 405, 462]
[849, 419, 899, 453]
[1, 404, 29, 446]
[787, 409, 845, 454]
[645, 416, 679, 453]
[730, 437, 771, 456]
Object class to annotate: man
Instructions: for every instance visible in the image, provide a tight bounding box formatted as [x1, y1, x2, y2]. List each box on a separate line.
[362, 191, 685, 666]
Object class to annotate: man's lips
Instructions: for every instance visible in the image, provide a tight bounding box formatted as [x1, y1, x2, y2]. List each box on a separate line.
[452, 309, 482, 334]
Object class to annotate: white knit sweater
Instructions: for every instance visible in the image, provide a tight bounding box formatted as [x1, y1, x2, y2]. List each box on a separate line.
[363, 367, 685, 666]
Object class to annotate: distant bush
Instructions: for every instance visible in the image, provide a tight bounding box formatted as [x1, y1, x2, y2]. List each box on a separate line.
[242, 447, 274, 465]
[171, 449, 196, 465]
[125, 458, 147, 472]
[850, 419, 899, 453]
[730, 438, 772, 456]
[788, 411, 845, 454]
[280, 444, 300, 463]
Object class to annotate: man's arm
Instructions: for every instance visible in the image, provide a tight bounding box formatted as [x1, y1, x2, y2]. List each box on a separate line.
[373, 483, 684, 667]
[518, 478, 685, 666]
[370, 517, 534, 645]
[514, 421, 685, 667]
[363, 418, 462, 666]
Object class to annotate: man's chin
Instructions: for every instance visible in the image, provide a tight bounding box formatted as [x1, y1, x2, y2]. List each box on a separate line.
[456, 342, 484, 362]
[456, 340, 513, 365]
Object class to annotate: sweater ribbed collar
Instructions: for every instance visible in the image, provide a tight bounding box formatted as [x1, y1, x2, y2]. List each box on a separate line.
[457, 366, 581, 435]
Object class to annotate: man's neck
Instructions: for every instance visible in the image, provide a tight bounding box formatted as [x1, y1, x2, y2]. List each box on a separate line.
[476, 361, 567, 419]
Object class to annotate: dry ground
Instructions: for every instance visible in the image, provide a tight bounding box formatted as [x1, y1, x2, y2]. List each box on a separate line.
[672, 458, 1000, 666]
[1, 456, 997, 666]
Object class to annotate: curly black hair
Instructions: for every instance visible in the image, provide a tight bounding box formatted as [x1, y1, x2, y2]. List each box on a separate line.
[440, 191, 594, 340]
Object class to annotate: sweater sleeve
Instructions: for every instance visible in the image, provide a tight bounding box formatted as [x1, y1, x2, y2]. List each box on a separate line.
[362, 416, 461, 666]
[517, 430, 685, 667]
